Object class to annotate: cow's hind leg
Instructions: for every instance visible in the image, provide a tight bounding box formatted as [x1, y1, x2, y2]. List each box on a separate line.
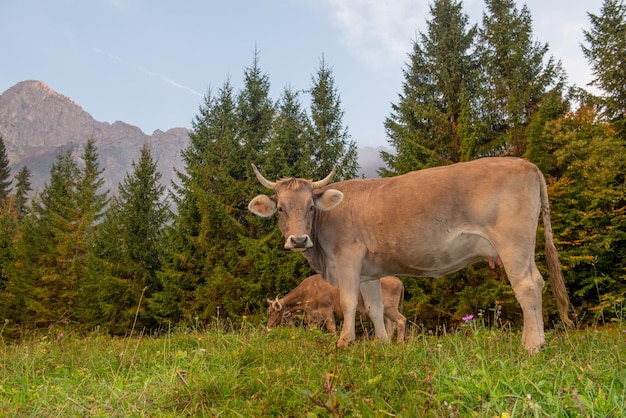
[384, 318, 396, 341]
[385, 311, 406, 343]
[325, 315, 337, 335]
[504, 258, 546, 354]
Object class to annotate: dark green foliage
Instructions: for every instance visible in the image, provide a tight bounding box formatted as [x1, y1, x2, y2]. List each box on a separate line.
[582, 0, 626, 137]
[478, 0, 565, 156]
[4, 141, 108, 327]
[524, 90, 570, 175]
[237, 49, 275, 177]
[263, 86, 313, 178]
[0, 207, 17, 297]
[77, 144, 170, 333]
[0, 136, 11, 205]
[155, 76, 256, 323]
[382, 0, 478, 175]
[13, 166, 32, 219]
[546, 106, 626, 318]
[308, 56, 359, 180]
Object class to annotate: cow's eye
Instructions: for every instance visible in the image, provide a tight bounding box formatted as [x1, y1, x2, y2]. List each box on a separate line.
[277, 206, 284, 213]
[309, 205, 316, 212]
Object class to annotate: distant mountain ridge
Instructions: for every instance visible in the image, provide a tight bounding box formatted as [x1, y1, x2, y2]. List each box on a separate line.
[0, 80, 386, 194]
[0, 80, 189, 193]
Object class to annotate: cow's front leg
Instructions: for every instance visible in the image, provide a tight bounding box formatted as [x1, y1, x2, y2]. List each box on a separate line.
[360, 279, 388, 344]
[336, 277, 360, 348]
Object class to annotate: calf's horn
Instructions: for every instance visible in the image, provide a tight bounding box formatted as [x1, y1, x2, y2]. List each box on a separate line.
[312, 166, 337, 189]
[251, 164, 276, 190]
[271, 296, 283, 311]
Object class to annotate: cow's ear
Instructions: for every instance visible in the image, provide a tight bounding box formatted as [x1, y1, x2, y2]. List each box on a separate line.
[248, 194, 277, 217]
[315, 189, 344, 211]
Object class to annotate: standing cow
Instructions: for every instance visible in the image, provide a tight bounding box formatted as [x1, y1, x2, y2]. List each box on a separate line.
[248, 157, 573, 353]
[267, 274, 406, 342]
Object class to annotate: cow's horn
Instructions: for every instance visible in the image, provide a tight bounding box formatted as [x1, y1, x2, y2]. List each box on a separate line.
[312, 166, 337, 189]
[251, 164, 276, 190]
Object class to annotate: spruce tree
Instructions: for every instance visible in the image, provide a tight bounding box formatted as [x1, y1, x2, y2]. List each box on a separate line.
[0, 136, 12, 206]
[6, 149, 79, 324]
[523, 89, 570, 174]
[237, 48, 275, 178]
[582, 0, 626, 137]
[263, 85, 313, 179]
[70, 139, 108, 291]
[156, 80, 247, 323]
[478, 0, 565, 156]
[5, 141, 107, 327]
[13, 166, 32, 219]
[78, 143, 169, 333]
[308, 56, 359, 180]
[381, 0, 478, 175]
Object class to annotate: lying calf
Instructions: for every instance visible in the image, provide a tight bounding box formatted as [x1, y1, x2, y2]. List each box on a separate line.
[267, 274, 406, 342]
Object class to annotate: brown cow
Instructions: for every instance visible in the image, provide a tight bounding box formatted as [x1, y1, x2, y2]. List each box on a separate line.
[267, 274, 406, 342]
[248, 157, 573, 354]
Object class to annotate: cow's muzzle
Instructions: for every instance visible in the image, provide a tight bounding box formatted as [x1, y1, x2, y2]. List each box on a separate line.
[285, 234, 313, 251]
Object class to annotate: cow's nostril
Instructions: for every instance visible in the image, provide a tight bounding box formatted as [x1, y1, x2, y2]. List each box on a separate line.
[292, 236, 306, 246]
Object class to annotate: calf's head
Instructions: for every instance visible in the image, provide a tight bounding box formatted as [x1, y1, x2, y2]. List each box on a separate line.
[266, 297, 285, 329]
[248, 164, 344, 251]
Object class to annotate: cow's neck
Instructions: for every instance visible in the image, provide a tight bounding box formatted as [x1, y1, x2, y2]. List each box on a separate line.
[303, 216, 329, 279]
[280, 288, 307, 310]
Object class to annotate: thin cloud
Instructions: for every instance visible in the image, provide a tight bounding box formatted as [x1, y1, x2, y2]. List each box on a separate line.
[93, 47, 125, 64]
[93, 47, 202, 97]
[142, 68, 203, 97]
[324, 0, 428, 72]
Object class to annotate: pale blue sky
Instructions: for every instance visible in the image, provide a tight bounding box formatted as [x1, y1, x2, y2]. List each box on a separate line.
[1, 0, 602, 148]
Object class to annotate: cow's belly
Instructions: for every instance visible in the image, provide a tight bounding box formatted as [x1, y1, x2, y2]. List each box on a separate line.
[361, 232, 498, 278]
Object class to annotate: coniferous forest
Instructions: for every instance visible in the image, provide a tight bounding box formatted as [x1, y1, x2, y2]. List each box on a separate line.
[1, 0, 624, 337]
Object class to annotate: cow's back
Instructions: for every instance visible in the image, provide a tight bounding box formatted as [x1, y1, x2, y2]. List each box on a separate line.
[310, 157, 544, 280]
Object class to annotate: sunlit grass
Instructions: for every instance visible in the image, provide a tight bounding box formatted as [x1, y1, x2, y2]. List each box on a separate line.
[1, 321, 624, 417]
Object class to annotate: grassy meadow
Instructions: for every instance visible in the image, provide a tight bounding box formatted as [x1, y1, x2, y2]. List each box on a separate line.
[1, 318, 625, 417]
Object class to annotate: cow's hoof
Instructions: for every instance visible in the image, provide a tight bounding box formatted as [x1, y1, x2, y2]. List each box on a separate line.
[336, 338, 351, 348]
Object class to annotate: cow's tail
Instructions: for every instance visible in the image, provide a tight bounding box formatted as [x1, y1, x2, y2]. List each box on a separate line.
[539, 171, 574, 328]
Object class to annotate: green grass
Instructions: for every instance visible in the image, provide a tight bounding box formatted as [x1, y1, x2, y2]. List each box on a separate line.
[1, 322, 624, 417]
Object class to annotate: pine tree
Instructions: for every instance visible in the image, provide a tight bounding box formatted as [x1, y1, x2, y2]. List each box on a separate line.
[523, 89, 570, 174]
[77, 143, 169, 333]
[263, 85, 313, 179]
[381, 0, 478, 175]
[0, 136, 12, 206]
[13, 166, 32, 219]
[69, 139, 109, 292]
[237, 48, 275, 178]
[155, 79, 248, 323]
[5, 141, 107, 327]
[242, 85, 319, 310]
[478, 0, 565, 156]
[582, 0, 626, 137]
[6, 149, 78, 325]
[0, 137, 16, 293]
[308, 56, 359, 180]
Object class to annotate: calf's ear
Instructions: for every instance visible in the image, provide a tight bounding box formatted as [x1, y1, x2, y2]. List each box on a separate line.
[315, 189, 344, 211]
[248, 194, 277, 217]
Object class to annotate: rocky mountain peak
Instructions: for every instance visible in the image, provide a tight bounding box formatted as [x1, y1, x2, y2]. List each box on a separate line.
[0, 80, 189, 193]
